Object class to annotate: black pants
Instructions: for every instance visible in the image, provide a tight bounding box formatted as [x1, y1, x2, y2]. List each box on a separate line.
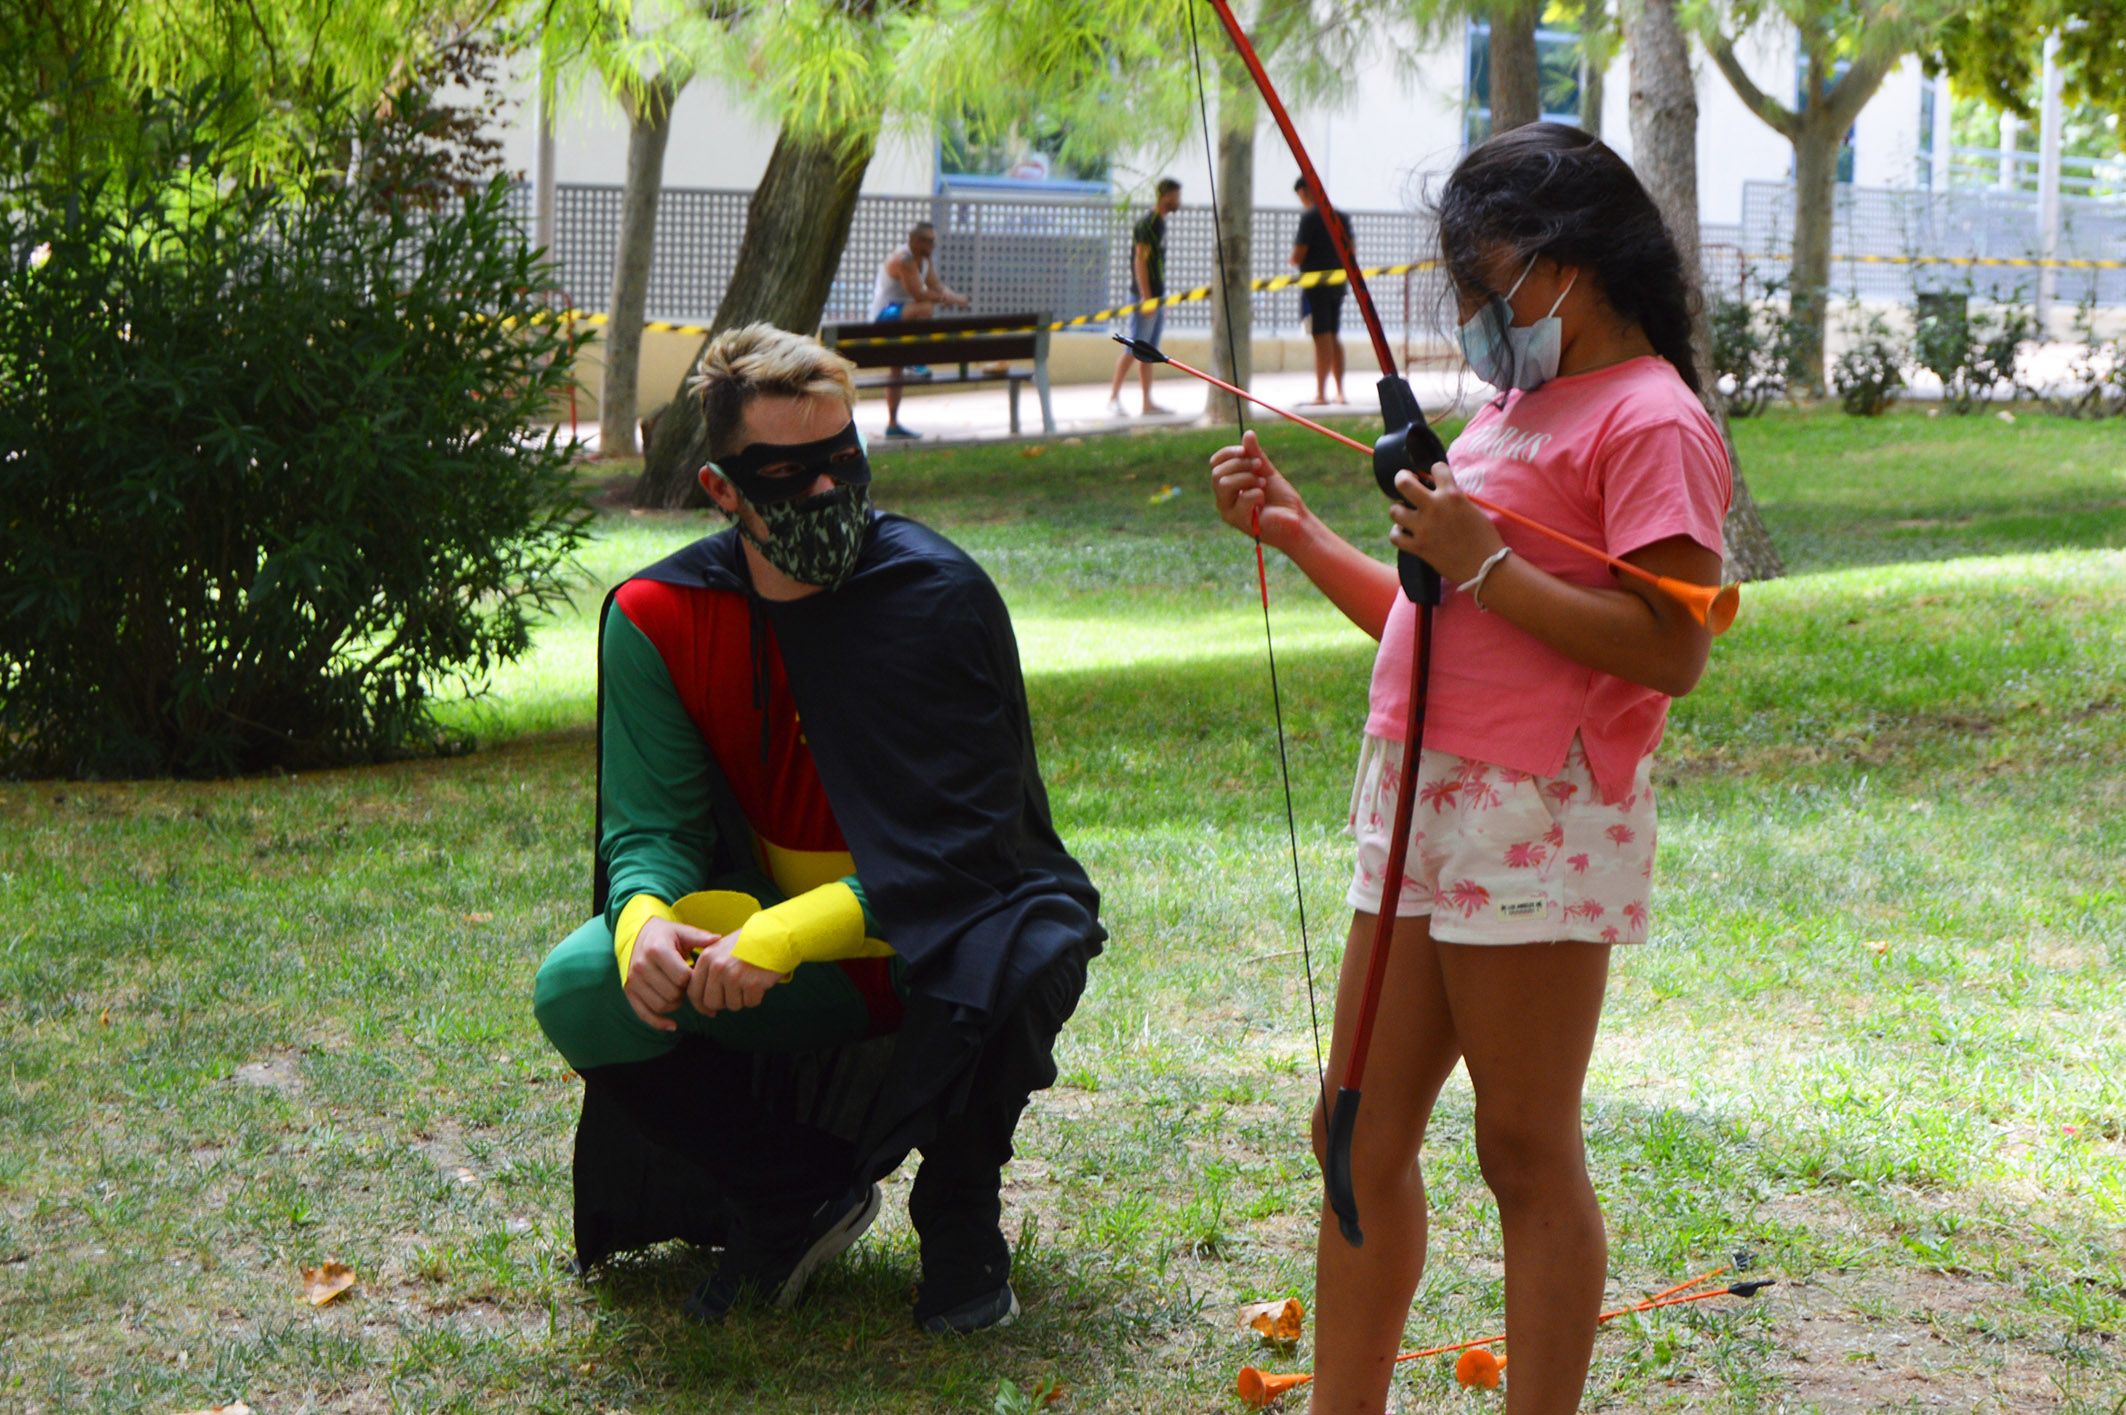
[574, 943, 1090, 1266]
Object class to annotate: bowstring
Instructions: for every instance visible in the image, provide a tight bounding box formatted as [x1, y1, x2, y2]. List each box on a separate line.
[1185, 0, 1328, 1116]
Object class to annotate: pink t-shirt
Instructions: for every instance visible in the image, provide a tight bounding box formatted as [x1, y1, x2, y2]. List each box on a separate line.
[1365, 355, 1732, 803]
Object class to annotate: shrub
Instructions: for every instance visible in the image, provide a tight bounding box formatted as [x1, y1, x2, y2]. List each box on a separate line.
[0, 95, 589, 778]
[1831, 312, 1906, 417]
[2048, 295, 2126, 420]
[1913, 286, 2034, 413]
[1709, 282, 1784, 418]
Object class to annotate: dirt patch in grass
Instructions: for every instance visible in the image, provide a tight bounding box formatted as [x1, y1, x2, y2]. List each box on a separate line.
[1768, 1267, 2067, 1413]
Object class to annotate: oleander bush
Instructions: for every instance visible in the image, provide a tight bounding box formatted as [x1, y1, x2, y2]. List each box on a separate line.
[1830, 310, 1907, 417]
[0, 93, 589, 778]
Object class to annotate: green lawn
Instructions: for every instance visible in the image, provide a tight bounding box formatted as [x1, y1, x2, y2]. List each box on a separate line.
[2, 409, 2122, 1413]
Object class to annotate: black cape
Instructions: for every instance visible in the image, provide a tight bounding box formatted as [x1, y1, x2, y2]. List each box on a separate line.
[570, 513, 1105, 1267]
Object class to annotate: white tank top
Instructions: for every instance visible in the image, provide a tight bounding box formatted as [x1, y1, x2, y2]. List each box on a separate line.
[870, 247, 932, 319]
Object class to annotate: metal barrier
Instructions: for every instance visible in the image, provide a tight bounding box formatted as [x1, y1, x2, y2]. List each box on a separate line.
[1737, 181, 2126, 305]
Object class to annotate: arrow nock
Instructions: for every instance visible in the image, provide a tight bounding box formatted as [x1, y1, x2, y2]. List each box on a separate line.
[1112, 334, 1170, 364]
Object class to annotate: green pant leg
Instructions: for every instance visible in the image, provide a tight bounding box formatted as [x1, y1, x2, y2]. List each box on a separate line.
[533, 915, 677, 1070]
[533, 913, 887, 1065]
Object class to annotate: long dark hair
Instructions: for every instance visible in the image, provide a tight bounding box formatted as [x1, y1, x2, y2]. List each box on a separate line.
[1433, 123, 1702, 396]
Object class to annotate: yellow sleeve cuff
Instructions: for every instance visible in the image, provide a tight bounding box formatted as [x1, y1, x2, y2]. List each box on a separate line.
[613, 893, 676, 984]
[727, 882, 893, 975]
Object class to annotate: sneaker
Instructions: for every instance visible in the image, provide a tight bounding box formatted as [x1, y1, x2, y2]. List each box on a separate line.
[919, 1281, 1019, 1335]
[885, 424, 922, 440]
[914, 1222, 1014, 1334]
[906, 365, 933, 378]
[1105, 397, 1127, 418]
[683, 1183, 882, 1322]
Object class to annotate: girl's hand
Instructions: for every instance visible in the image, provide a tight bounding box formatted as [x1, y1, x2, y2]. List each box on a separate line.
[1389, 463, 1505, 586]
[1210, 430, 1309, 553]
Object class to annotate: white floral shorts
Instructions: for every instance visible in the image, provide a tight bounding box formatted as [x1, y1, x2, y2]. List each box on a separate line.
[1345, 732, 1657, 945]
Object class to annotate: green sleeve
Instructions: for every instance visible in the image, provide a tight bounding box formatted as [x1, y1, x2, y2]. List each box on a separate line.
[842, 874, 876, 934]
[599, 600, 722, 934]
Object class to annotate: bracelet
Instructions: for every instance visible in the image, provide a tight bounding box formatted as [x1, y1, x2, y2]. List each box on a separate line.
[1457, 546, 1513, 611]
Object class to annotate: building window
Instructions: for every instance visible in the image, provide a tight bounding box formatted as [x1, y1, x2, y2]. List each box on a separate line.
[1796, 51, 1857, 183]
[938, 117, 1109, 194]
[1464, 13, 1585, 147]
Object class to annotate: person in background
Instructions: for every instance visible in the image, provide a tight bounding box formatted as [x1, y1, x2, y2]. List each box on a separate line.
[870, 220, 970, 440]
[1292, 177, 1352, 405]
[1106, 177, 1182, 418]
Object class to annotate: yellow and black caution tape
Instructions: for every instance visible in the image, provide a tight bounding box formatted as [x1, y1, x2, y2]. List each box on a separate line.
[527, 249, 2121, 344]
[1829, 253, 2126, 270]
[519, 261, 1438, 346]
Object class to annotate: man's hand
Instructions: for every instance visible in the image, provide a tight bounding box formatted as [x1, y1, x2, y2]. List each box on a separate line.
[685, 931, 785, 1017]
[623, 915, 716, 1033]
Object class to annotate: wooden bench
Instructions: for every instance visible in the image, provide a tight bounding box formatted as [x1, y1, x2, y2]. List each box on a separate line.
[821, 311, 1055, 437]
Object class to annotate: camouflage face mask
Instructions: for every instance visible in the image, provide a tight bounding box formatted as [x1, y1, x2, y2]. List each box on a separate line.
[738, 482, 873, 590]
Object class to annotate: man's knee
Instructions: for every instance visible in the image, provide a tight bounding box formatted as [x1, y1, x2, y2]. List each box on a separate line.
[532, 917, 622, 1059]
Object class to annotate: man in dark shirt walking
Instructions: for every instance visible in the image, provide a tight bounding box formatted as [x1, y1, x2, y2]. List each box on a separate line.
[1291, 177, 1352, 405]
[1106, 177, 1182, 417]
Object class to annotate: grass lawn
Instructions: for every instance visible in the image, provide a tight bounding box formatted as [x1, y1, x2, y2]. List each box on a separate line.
[2, 407, 2122, 1413]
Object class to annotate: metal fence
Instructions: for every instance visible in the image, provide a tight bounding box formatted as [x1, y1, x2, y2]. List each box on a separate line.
[511, 183, 1452, 338]
[509, 178, 2126, 337]
[1736, 181, 2126, 306]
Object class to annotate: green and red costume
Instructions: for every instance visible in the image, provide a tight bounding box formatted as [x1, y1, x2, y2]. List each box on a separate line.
[533, 512, 1102, 1272]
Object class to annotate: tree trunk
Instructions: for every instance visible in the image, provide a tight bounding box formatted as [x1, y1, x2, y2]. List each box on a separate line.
[1579, 0, 1606, 138]
[1629, 0, 1785, 582]
[1788, 115, 1842, 398]
[634, 121, 880, 508]
[599, 73, 681, 460]
[1206, 63, 1256, 427]
[1489, 1, 1543, 132]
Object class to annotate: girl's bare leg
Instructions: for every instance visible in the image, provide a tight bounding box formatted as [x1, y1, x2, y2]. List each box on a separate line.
[1307, 911, 1460, 1415]
[1437, 941, 1612, 1415]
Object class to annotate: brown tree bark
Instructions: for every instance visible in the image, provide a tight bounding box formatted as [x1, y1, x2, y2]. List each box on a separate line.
[634, 121, 880, 508]
[1489, 1, 1543, 131]
[1705, 28, 1895, 398]
[1579, 0, 1607, 138]
[1206, 60, 1256, 427]
[599, 72, 681, 460]
[1629, 0, 1785, 582]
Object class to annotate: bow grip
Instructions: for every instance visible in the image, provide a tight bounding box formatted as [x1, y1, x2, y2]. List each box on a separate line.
[1373, 377, 1447, 606]
[1324, 1086, 1365, 1248]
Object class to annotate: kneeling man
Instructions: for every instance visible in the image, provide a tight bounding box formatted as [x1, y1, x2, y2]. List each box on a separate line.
[534, 324, 1102, 1332]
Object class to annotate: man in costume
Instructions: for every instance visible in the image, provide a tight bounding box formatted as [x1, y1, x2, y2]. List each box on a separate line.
[533, 323, 1102, 1333]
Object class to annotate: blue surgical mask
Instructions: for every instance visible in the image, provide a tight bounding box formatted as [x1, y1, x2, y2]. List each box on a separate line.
[1458, 256, 1578, 393]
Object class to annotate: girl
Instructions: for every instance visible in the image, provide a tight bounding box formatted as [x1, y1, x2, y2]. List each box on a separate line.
[1209, 124, 1733, 1414]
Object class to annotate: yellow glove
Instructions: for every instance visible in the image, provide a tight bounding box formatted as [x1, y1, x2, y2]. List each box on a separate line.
[725, 882, 893, 975]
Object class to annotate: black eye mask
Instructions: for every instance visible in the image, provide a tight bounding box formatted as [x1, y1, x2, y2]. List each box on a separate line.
[710, 420, 872, 506]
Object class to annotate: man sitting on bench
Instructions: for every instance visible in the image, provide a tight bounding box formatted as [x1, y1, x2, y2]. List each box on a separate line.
[869, 220, 970, 440]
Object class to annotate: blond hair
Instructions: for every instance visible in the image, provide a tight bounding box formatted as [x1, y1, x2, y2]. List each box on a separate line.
[690, 323, 858, 459]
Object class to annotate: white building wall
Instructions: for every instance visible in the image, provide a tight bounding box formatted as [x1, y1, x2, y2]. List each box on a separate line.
[498, 23, 1923, 226]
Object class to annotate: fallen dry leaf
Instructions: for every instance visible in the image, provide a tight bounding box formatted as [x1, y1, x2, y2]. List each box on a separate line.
[99, 1008, 110, 1027]
[302, 1261, 356, 1306]
[463, 912, 494, 925]
[1867, 939, 1890, 956]
[1239, 1296, 1306, 1344]
[174, 1403, 253, 1414]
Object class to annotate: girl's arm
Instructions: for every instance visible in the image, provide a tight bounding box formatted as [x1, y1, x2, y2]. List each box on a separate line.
[1210, 431, 1399, 640]
[1388, 465, 1716, 697]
